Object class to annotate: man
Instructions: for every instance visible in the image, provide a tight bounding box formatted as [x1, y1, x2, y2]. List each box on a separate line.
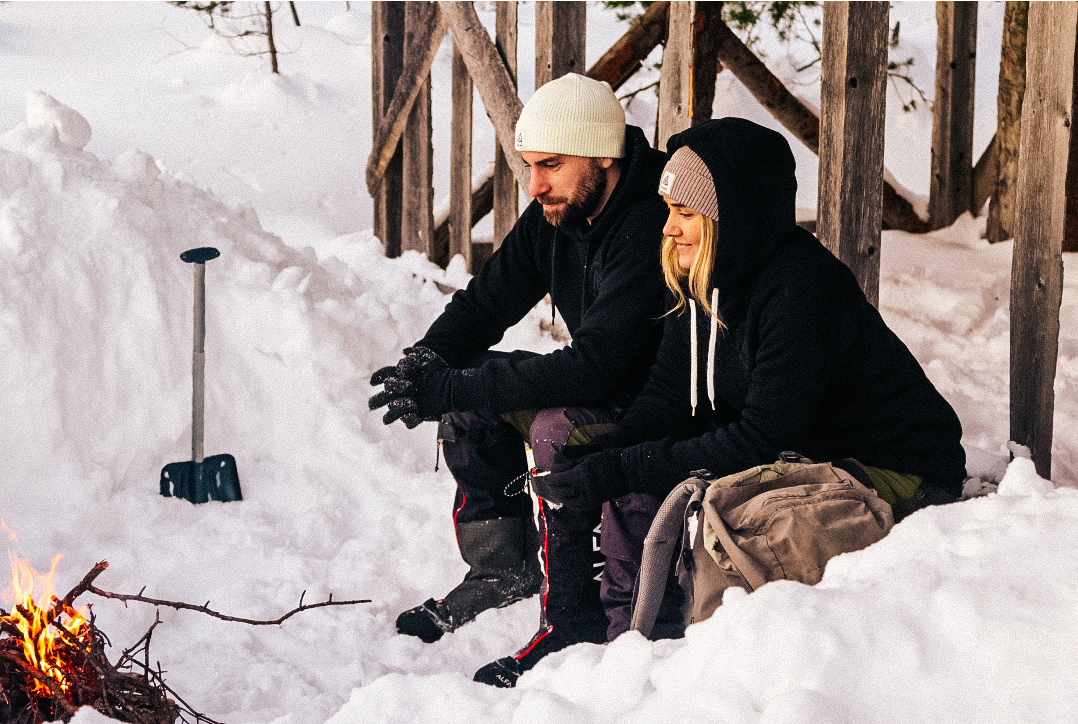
[369, 73, 671, 685]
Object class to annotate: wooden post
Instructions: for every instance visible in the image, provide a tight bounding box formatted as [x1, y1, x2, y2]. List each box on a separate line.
[402, 2, 436, 262]
[817, 1, 889, 307]
[690, 1, 722, 127]
[929, 1, 978, 229]
[987, 1, 1029, 243]
[449, 40, 473, 270]
[493, 1, 519, 258]
[657, 1, 693, 150]
[371, 1, 405, 258]
[535, 1, 586, 88]
[1064, 17, 1078, 254]
[439, 1, 528, 187]
[1010, 1, 1075, 481]
[365, 6, 448, 193]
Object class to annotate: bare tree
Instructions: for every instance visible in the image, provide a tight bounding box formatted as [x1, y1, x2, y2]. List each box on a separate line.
[169, 1, 288, 74]
[987, 1, 1028, 243]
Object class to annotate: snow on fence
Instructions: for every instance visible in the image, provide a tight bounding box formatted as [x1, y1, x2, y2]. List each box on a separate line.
[365, 0, 1070, 482]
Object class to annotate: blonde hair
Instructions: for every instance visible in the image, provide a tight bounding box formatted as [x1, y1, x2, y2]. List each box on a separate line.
[661, 214, 723, 323]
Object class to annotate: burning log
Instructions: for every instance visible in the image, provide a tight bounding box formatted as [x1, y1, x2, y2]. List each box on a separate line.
[1, 557, 370, 724]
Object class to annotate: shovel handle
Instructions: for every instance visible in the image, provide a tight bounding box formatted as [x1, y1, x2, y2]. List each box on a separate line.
[182, 247, 219, 463]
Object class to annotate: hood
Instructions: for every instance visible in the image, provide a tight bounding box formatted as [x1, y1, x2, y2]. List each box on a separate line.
[665, 118, 798, 295]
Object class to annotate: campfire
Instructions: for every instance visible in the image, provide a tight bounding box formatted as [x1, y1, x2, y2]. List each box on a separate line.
[1, 555, 369, 724]
[1, 555, 177, 724]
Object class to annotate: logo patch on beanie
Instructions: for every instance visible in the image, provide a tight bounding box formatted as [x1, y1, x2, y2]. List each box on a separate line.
[659, 170, 676, 195]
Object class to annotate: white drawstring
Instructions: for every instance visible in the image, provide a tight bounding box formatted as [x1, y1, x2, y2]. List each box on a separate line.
[707, 288, 718, 411]
[690, 299, 698, 416]
[690, 290, 720, 416]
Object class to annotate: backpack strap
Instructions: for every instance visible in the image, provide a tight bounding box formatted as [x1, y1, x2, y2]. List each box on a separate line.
[629, 478, 707, 639]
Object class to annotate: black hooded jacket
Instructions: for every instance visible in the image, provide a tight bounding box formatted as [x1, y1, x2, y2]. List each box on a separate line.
[417, 125, 669, 413]
[611, 118, 967, 497]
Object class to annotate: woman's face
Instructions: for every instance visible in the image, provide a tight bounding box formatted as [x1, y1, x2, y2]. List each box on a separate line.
[663, 198, 704, 270]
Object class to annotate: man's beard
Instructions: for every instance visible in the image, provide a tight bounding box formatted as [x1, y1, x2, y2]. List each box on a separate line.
[538, 158, 607, 227]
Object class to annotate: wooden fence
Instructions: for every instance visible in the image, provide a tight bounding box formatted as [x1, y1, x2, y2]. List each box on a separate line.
[367, 0, 1070, 482]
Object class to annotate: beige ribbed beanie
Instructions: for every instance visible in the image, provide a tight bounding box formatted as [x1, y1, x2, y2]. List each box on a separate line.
[515, 73, 626, 158]
[657, 146, 719, 220]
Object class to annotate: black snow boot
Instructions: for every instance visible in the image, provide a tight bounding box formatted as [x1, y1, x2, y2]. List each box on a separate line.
[473, 623, 606, 688]
[396, 516, 542, 642]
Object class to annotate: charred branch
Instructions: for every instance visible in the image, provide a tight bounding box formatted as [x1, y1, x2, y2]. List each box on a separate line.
[83, 586, 371, 626]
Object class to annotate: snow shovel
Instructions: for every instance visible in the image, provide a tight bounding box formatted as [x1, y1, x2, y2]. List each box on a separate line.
[160, 247, 242, 504]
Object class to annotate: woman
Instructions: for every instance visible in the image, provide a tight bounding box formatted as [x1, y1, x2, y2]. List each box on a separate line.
[533, 118, 966, 636]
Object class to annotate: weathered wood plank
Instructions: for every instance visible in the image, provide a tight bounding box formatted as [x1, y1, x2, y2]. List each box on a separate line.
[973, 131, 999, 216]
[365, 3, 448, 194]
[1010, 0, 1075, 480]
[988, 1, 1028, 242]
[401, 1, 436, 259]
[929, 1, 978, 229]
[1065, 17, 1078, 254]
[817, 1, 889, 307]
[587, 1, 669, 91]
[657, 1, 693, 150]
[371, 1, 405, 257]
[690, 1, 722, 126]
[535, 1, 587, 88]
[439, 1, 529, 188]
[449, 39, 473, 269]
[433, 169, 494, 267]
[493, 1, 518, 252]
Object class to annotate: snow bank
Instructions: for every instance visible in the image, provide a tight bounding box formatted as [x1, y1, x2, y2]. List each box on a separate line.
[0, 92, 447, 511]
[327, 453, 1078, 724]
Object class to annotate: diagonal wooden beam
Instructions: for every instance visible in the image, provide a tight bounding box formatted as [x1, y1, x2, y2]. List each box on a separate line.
[587, 1, 669, 91]
[365, 4, 448, 195]
[439, 1, 529, 189]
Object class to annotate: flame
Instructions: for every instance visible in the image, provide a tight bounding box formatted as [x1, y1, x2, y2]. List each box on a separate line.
[1, 520, 16, 542]
[1, 552, 92, 696]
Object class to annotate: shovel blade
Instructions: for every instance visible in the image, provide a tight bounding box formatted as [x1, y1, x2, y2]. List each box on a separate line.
[160, 454, 242, 503]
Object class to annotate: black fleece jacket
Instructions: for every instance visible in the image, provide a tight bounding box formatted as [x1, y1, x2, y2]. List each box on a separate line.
[609, 118, 967, 497]
[417, 125, 669, 414]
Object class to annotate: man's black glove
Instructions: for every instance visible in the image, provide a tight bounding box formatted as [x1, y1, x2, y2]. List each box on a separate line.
[531, 447, 629, 511]
[369, 346, 481, 428]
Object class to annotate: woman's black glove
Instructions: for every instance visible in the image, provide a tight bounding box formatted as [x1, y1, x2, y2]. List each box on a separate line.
[532, 447, 629, 511]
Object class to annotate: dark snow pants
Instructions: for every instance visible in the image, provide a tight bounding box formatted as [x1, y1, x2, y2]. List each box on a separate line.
[441, 398, 684, 643]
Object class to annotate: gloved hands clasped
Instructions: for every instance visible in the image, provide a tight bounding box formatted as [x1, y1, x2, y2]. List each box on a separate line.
[530, 445, 629, 511]
[368, 346, 461, 429]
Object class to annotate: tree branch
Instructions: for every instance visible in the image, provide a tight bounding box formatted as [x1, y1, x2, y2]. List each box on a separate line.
[84, 585, 370, 626]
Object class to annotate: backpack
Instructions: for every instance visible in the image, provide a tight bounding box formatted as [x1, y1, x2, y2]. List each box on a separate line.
[629, 454, 894, 639]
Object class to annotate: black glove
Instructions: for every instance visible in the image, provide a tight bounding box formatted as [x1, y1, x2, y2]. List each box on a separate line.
[368, 374, 427, 429]
[370, 364, 400, 387]
[532, 448, 628, 511]
[551, 441, 607, 469]
[369, 346, 476, 428]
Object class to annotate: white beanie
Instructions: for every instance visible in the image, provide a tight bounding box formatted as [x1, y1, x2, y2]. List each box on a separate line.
[515, 73, 626, 158]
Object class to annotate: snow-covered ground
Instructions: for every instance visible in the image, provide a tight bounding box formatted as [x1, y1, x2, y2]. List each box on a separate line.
[1, 3, 1076, 723]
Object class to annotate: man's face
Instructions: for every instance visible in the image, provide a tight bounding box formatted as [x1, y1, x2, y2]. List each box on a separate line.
[521, 152, 611, 227]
